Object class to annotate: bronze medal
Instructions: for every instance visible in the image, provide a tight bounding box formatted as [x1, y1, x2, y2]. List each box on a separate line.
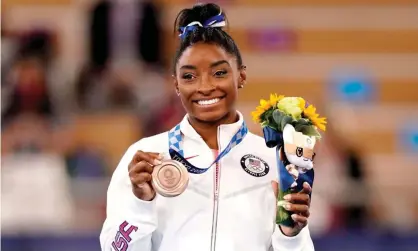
[152, 160, 189, 197]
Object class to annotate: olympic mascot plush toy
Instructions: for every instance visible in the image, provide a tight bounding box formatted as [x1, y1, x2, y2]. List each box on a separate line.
[251, 95, 326, 226]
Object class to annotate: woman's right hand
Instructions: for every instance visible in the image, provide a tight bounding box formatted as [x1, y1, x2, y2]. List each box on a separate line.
[128, 151, 163, 201]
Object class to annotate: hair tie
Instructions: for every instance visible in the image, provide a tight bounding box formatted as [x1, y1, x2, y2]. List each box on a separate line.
[179, 10, 226, 39]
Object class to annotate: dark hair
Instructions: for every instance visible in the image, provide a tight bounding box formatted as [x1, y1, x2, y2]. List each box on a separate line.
[173, 3, 243, 74]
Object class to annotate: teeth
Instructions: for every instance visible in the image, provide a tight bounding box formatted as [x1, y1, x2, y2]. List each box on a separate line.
[197, 98, 220, 106]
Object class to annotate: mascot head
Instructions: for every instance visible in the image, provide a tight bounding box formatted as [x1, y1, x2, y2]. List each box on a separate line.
[282, 124, 316, 170]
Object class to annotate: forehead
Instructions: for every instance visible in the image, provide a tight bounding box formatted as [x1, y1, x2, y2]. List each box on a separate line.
[177, 43, 234, 67]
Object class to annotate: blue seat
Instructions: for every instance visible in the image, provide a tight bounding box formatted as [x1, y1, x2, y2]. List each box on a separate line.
[329, 71, 375, 103]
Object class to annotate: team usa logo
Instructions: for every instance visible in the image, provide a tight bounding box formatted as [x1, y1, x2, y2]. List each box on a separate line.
[240, 154, 270, 177]
[111, 221, 138, 251]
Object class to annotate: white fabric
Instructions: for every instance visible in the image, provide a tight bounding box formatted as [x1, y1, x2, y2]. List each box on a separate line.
[100, 111, 314, 251]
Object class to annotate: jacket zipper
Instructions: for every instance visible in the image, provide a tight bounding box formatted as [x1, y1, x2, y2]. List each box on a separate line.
[210, 127, 222, 251]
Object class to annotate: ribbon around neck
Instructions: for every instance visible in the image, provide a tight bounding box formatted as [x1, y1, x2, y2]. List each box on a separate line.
[168, 121, 248, 174]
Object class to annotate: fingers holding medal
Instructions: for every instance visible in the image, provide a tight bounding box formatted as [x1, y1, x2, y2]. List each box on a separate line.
[129, 150, 189, 200]
[129, 151, 163, 201]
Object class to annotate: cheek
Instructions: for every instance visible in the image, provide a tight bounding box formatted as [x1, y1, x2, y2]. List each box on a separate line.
[219, 75, 238, 91]
[226, 82, 239, 102]
[177, 89, 194, 111]
[177, 85, 192, 99]
[178, 93, 189, 108]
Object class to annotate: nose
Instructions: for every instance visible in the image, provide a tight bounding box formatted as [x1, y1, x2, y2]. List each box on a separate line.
[197, 75, 216, 95]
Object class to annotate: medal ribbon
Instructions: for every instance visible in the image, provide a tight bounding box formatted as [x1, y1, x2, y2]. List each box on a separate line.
[168, 122, 248, 174]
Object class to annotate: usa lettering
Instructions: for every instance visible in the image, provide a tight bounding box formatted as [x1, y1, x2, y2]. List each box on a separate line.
[111, 221, 138, 251]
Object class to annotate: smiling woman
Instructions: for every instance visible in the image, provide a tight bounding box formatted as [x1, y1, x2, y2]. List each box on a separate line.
[100, 3, 315, 251]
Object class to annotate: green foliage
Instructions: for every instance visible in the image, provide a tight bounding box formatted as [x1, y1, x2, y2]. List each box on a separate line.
[265, 109, 320, 138]
[261, 108, 279, 129]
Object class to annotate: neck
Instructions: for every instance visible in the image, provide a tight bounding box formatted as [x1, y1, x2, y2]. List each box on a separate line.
[188, 111, 239, 150]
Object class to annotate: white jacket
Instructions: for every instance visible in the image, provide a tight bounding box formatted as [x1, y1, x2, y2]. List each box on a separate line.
[100, 112, 315, 251]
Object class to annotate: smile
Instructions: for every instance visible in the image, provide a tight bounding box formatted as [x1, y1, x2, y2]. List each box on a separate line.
[195, 97, 224, 106]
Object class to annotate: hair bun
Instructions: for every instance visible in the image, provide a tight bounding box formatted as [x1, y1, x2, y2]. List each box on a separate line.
[174, 3, 226, 34]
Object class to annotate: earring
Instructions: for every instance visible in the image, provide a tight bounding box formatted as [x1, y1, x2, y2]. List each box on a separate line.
[239, 84, 244, 88]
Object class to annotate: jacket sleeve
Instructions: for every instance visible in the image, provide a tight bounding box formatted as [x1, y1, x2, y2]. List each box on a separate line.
[100, 143, 158, 251]
[271, 225, 314, 251]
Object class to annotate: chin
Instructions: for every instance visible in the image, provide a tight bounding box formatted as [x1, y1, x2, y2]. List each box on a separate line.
[193, 110, 230, 123]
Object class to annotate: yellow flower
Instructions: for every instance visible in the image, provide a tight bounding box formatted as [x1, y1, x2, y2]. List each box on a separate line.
[251, 105, 267, 122]
[269, 93, 284, 107]
[252, 96, 278, 123]
[277, 97, 303, 119]
[297, 97, 306, 111]
[303, 105, 327, 131]
[251, 108, 263, 123]
[259, 99, 271, 111]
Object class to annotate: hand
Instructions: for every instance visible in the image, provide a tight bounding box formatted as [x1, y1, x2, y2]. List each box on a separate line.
[271, 181, 312, 237]
[128, 151, 163, 201]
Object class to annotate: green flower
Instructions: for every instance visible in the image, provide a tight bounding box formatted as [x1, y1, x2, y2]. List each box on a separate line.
[277, 97, 303, 119]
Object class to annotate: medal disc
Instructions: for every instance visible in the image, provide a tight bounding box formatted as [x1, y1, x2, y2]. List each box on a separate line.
[152, 160, 189, 197]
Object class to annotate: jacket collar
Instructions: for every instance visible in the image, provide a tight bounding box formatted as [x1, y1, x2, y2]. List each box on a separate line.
[179, 111, 246, 149]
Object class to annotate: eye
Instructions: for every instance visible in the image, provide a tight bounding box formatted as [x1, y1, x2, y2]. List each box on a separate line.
[214, 70, 227, 77]
[181, 73, 195, 80]
[296, 147, 303, 157]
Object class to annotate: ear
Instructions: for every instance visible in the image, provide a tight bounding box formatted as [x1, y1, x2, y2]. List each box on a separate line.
[172, 74, 180, 96]
[308, 136, 316, 149]
[238, 65, 247, 89]
[283, 124, 295, 144]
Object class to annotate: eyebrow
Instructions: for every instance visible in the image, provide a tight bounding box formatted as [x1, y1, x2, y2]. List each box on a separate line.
[211, 60, 230, 68]
[179, 60, 230, 70]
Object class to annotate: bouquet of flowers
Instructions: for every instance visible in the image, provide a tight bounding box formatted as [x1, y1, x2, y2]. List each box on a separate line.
[251, 94, 326, 226]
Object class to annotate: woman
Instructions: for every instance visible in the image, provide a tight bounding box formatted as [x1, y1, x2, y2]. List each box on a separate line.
[100, 3, 314, 251]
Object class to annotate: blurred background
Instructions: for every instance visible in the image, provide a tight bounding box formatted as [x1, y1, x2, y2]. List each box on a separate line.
[1, 0, 418, 250]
